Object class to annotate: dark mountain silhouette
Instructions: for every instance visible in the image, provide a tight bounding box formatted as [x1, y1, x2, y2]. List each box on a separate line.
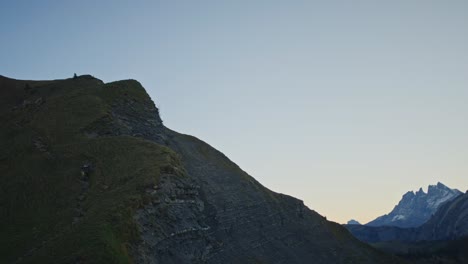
[0, 75, 402, 264]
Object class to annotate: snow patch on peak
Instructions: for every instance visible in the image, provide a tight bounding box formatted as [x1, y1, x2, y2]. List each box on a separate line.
[391, 215, 406, 221]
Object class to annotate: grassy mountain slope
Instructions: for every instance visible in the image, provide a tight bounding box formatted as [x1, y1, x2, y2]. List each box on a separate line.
[1, 75, 402, 264]
[0, 75, 182, 263]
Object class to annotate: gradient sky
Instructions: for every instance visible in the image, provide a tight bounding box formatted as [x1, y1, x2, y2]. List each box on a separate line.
[1, 0, 467, 224]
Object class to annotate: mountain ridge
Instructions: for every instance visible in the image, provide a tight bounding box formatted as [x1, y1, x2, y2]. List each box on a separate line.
[0, 74, 402, 264]
[366, 182, 462, 228]
[346, 191, 468, 243]
[345, 192, 468, 263]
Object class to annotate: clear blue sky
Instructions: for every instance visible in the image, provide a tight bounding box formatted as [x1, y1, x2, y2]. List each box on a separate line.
[1, 0, 467, 223]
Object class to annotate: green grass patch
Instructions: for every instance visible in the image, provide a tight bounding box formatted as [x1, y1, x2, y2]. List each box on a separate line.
[0, 76, 180, 263]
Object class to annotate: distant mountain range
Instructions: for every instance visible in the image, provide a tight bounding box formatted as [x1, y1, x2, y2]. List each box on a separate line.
[345, 191, 468, 263]
[346, 191, 468, 243]
[345, 182, 467, 263]
[365, 182, 462, 228]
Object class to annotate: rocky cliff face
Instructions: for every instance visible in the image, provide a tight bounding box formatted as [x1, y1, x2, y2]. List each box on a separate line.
[131, 129, 399, 264]
[0, 75, 401, 264]
[366, 183, 462, 228]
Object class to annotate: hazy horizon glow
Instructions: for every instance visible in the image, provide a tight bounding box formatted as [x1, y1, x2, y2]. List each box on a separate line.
[1, 0, 467, 224]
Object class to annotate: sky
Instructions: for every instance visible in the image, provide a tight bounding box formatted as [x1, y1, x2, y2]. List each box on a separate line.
[1, 0, 467, 224]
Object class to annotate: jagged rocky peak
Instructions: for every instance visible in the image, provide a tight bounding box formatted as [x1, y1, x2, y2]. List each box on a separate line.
[366, 182, 462, 228]
[346, 192, 468, 244]
[416, 187, 425, 195]
[428, 182, 454, 192]
[426, 182, 462, 210]
[428, 182, 448, 192]
[402, 190, 415, 199]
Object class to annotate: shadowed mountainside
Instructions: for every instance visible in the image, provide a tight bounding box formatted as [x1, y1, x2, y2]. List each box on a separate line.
[0, 74, 402, 264]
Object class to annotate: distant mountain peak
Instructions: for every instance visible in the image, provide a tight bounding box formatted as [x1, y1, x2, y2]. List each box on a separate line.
[346, 192, 468, 245]
[431, 182, 460, 195]
[366, 182, 462, 228]
[347, 219, 361, 225]
[401, 190, 416, 201]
